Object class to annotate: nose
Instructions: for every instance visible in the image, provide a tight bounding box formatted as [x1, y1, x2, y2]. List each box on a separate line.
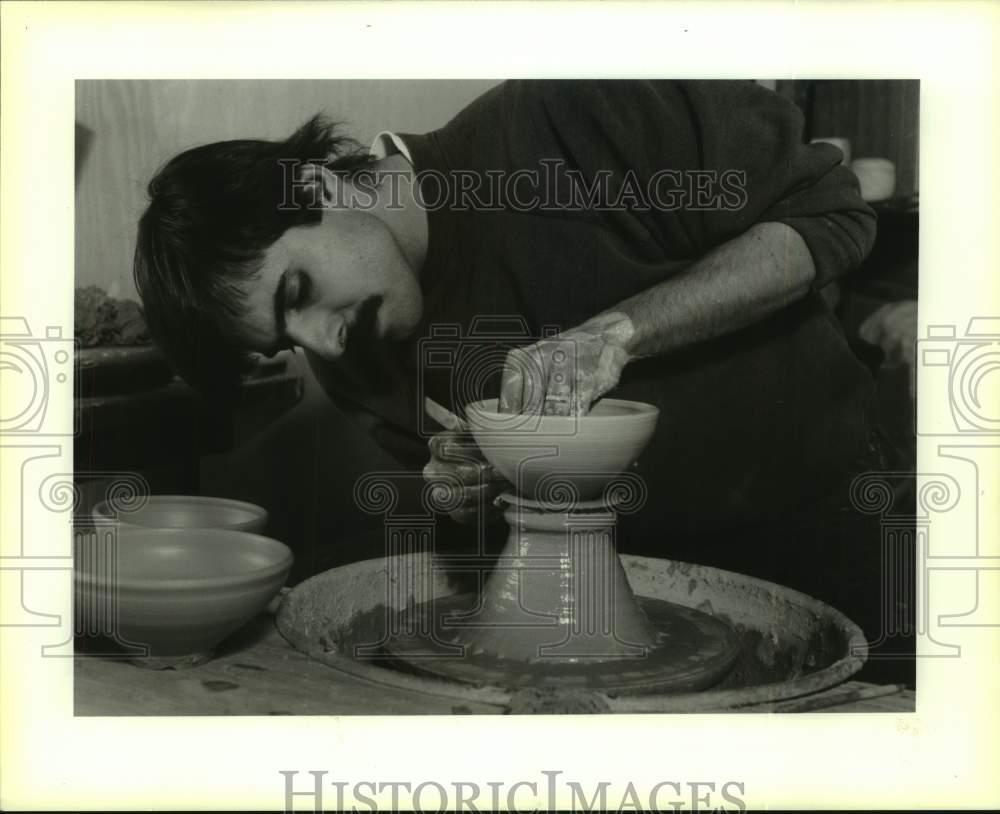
[284, 308, 347, 360]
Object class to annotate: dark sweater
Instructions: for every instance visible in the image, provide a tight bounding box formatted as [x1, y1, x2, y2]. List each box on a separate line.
[312, 80, 880, 543]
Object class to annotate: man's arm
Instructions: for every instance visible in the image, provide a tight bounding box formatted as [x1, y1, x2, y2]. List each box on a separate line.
[499, 222, 816, 415]
[497, 80, 877, 416]
[615, 221, 814, 357]
[500, 80, 876, 290]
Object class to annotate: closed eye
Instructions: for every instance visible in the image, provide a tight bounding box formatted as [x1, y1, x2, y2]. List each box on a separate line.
[286, 270, 312, 311]
[270, 269, 310, 356]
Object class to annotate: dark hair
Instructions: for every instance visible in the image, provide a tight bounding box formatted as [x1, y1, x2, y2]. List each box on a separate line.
[133, 114, 375, 397]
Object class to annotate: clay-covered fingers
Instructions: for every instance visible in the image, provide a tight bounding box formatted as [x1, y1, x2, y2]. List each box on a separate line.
[422, 462, 504, 520]
[539, 332, 625, 415]
[427, 430, 485, 463]
[424, 429, 508, 524]
[499, 343, 570, 416]
[444, 481, 508, 525]
[540, 339, 576, 416]
[497, 348, 520, 414]
[422, 455, 498, 487]
[498, 347, 528, 414]
[498, 316, 634, 417]
[425, 430, 506, 489]
[499, 345, 553, 415]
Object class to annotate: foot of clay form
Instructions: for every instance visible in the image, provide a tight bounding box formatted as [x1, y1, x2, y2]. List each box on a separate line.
[452, 493, 658, 663]
[385, 492, 741, 693]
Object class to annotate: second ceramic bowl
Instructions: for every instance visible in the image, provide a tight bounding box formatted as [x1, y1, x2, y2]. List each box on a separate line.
[92, 495, 268, 534]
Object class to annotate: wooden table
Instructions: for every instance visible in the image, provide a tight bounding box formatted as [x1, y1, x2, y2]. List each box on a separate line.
[75, 610, 915, 716]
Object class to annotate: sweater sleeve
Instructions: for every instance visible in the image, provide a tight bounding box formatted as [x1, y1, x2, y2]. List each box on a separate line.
[509, 79, 877, 290]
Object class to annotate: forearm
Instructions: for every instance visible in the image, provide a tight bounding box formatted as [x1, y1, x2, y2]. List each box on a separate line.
[602, 222, 817, 358]
[500, 223, 818, 415]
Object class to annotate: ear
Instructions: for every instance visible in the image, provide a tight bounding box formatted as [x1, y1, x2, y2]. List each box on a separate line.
[296, 163, 345, 209]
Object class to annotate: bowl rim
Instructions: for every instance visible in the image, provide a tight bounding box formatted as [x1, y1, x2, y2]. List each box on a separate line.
[466, 397, 660, 423]
[74, 527, 293, 591]
[92, 494, 269, 530]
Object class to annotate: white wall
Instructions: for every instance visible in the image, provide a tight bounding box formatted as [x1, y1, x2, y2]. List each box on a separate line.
[75, 79, 501, 298]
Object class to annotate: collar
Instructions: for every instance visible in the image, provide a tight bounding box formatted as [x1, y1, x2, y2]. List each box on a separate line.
[369, 130, 414, 164]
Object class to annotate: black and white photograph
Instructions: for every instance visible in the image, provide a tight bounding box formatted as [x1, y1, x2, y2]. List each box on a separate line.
[3, 2, 999, 812]
[71, 76, 920, 716]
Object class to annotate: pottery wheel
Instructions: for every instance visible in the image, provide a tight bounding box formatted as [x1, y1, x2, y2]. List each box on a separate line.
[380, 593, 740, 694]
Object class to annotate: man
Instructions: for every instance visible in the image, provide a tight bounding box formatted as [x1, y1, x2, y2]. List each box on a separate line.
[135, 81, 905, 676]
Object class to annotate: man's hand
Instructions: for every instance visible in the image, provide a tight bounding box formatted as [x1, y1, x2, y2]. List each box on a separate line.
[498, 313, 636, 416]
[422, 429, 508, 524]
[859, 300, 918, 398]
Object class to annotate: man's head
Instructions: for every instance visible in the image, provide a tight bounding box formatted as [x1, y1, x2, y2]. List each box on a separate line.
[134, 114, 424, 396]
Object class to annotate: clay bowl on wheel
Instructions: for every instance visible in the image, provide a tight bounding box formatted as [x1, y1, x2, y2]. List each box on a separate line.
[466, 398, 659, 501]
[93, 495, 268, 534]
[75, 527, 293, 668]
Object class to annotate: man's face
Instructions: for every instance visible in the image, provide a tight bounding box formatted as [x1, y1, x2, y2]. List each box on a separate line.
[235, 205, 423, 361]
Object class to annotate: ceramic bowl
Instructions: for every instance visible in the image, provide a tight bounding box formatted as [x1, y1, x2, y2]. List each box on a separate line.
[466, 398, 660, 501]
[850, 157, 896, 202]
[92, 495, 268, 534]
[75, 527, 293, 668]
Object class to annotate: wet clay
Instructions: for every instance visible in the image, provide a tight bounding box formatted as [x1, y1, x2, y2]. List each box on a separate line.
[276, 552, 867, 712]
[380, 593, 740, 694]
